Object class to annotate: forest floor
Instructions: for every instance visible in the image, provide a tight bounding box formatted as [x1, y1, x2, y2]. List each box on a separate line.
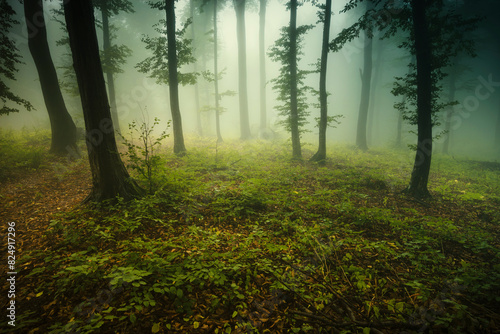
[1, 131, 500, 333]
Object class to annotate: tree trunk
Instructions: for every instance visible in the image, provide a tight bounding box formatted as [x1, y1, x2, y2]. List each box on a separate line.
[101, 4, 121, 134]
[234, 0, 251, 140]
[24, 0, 77, 155]
[356, 30, 372, 152]
[259, 0, 267, 134]
[289, 0, 301, 159]
[367, 38, 384, 145]
[214, 0, 223, 143]
[406, 0, 433, 198]
[310, 0, 331, 163]
[396, 60, 413, 148]
[190, 0, 202, 137]
[63, 0, 143, 203]
[166, 0, 187, 154]
[442, 68, 456, 155]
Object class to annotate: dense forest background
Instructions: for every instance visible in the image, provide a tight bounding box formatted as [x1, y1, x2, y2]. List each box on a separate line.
[1, 0, 500, 333]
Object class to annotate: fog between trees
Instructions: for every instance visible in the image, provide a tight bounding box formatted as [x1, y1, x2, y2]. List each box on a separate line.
[2, 0, 500, 161]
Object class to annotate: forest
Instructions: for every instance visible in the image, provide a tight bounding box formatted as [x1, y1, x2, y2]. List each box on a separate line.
[1, 0, 499, 333]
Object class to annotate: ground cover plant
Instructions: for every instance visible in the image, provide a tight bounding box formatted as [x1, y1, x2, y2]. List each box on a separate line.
[1, 134, 499, 333]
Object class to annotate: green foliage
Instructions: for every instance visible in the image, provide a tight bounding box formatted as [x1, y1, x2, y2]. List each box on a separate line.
[200, 69, 236, 114]
[0, 129, 49, 180]
[16, 140, 500, 333]
[389, 2, 479, 127]
[119, 116, 169, 194]
[0, 0, 33, 114]
[136, 18, 198, 86]
[268, 25, 316, 135]
[100, 25, 132, 75]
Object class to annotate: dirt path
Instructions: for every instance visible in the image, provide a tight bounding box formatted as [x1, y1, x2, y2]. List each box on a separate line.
[0, 159, 91, 261]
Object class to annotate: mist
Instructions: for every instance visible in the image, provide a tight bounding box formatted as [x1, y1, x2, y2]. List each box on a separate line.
[1, 0, 499, 161]
[2, 1, 500, 332]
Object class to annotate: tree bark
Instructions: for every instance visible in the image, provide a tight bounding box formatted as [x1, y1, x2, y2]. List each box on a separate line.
[367, 38, 384, 145]
[166, 0, 187, 154]
[289, 0, 301, 159]
[214, 0, 223, 143]
[101, 4, 121, 134]
[259, 0, 267, 134]
[234, 0, 251, 140]
[310, 0, 331, 163]
[356, 30, 372, 152]
[190, 0, 202, 136]
[406, 0, 433, 198]
[24, 0, 77, 155]
[63, 0, 143, 203]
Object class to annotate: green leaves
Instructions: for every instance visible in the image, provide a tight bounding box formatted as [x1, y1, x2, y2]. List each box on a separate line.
[105, 266, 152, 288]
[136, 18, 198, 86]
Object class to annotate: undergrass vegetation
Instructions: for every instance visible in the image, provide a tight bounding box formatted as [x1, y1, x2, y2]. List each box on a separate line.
[0, 129, 50, 181]
[5, 138, 500, 333]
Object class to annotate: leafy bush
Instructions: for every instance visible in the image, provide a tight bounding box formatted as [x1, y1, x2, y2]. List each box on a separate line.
[119, 116, 168, 194]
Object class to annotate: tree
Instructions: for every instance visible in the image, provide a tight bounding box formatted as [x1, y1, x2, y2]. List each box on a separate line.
[137, 1, 198, 155]
[166, 0, 187, 154]
[213, 0, 223, 142]
[23, 0, 77, 155]
[233, 0, 251, 140]
[398, 1, 477, 197]
[310, 0, 332, 162]
[404, 0, 433, 198]
[63, 0, 143, 202]
[356, 10, 373, 151]
[269, 18, 314, 160]
[0, 0, 33, 115]
[93, 0, 134, 134]
[334, 0, 477, 197]
[259, 0, 267, 134]
[189, 0, 203, 136]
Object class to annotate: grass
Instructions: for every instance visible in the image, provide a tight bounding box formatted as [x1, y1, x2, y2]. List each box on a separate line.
[2, 135, 499, 333]
[0, 129, 51, 181]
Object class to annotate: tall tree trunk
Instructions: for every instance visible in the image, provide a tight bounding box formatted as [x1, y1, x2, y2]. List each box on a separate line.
[442, 68, 456, 155]
[406, 0, 433, 198]
[310, 0, 331, 163]
[166, 0, 187, 154]
[356, 30, 372, 152]
[24, 0, 77, 155]
[101, 4, 121, 134]
[367, 38, 383, 145]
[396, 59, 414, 148]
[289, 0, 301, 159]
[63, 0, 143, 203]
[190, 0, 202, 136]
[234, 0, 251, 140]
[259, 0, 267, 134]
[214, 0, 223, 143]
